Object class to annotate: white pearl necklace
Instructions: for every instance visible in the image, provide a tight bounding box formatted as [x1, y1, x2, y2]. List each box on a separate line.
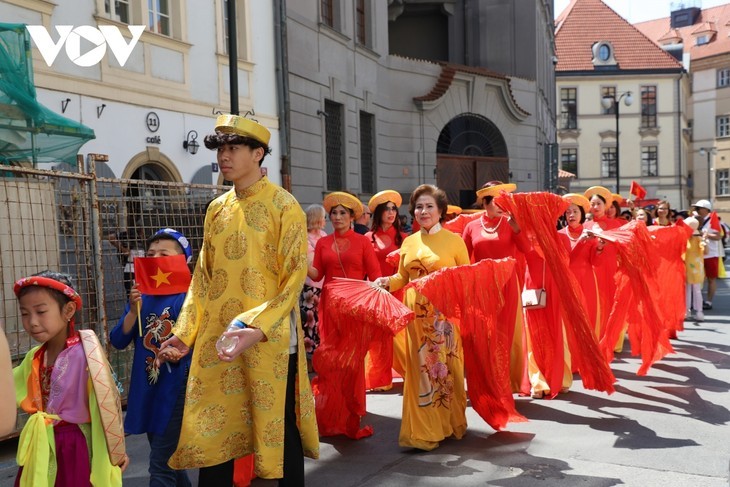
[481, 216, 502, 234]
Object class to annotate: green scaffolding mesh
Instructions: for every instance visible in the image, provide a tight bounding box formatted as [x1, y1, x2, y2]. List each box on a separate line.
[0, 22, 95, 166]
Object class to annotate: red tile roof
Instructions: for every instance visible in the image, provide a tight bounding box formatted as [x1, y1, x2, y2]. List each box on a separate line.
[636, 4, 730, 62]
[555, 0, 683, 72]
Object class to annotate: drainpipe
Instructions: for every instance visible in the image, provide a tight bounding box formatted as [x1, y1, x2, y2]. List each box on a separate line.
[676, 75, 684, 209]
[274, 0, 292, 192]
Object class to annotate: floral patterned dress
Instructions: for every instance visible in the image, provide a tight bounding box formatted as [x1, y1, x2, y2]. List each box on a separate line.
[388, 223, 469, 451]
[300, 230, 326, 356]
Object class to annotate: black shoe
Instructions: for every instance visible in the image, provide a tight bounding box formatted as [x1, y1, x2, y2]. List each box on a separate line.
[703, 301, 713, 310]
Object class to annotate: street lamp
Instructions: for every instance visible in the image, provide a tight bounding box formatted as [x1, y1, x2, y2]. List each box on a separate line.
[601, 91, 633, 194]
[699, 147, 717, 203]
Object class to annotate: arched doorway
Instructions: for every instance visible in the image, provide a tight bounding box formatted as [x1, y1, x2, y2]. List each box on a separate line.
[436, 114, 509, 209]
[123, 156, 181, 231]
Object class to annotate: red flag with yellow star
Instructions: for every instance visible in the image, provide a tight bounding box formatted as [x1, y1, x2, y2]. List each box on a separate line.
[134, 255, 191, 295]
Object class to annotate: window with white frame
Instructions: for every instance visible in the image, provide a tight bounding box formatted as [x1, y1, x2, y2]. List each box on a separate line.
[105, 0, 130, 23]
[560, 88, 577, 130]
[641, 146, 658, 177]
[641, 85, 657, 128]
[98, 0, 182, 40]
[717, 116, 730, 137]
[719, 68, 730, 87]
[560, 148, 577, 175]
[220, 0, 248, 59]
[148, 0, 171, 36]
[717, 169, 729, 196]
[601, 147, 616, 178]
[601, 86, 616, 115]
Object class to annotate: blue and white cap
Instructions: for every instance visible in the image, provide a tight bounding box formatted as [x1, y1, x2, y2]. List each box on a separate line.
[155, 228, 192, 262]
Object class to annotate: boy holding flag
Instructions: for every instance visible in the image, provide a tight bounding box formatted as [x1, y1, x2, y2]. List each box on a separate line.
[109, 228, 193, 487]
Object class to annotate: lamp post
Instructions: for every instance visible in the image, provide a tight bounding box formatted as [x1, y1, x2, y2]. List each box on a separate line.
[699, 147, 717, 204]
[601, 91, 633, 194]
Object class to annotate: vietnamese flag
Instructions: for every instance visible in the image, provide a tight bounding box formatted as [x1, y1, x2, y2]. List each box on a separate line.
[710, 211, 722, 232]
[134, 255, 191, 295]
[630, 180, 647, 200]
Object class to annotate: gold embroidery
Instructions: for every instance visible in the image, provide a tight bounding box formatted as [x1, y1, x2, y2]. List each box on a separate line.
[240, 268, 266, 299]
[209, 269, 228, 300]
[186, 376, 203, 405]
[198, 337, 221, 369]
[261, 243, 280, 275]
[263, 418, 285, 447]
[224, 231, 248, 260]
[272, 187, 296, 211]
[218, 297, 244, 327]
[196, 404, 227, 437]
[251, 379, 275, 410]
[245, 201, 271, 233]
[220, 365, 246, 395]
[273, 352, 288, 380]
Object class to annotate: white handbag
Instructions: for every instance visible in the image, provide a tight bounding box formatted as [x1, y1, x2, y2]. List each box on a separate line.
[521, 262, 547, 309]
[521, 287, 547, 309]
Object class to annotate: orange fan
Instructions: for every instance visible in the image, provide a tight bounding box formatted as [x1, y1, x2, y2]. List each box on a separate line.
[326, 277, 413, 335]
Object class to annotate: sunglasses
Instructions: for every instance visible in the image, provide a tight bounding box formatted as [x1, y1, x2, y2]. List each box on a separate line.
[384, 206, 398, 212]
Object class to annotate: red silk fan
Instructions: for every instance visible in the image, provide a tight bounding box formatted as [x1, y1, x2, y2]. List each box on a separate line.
[385, 249, 400, 269]
[326, 277, 413, 335]
[406, 257, 527, 431]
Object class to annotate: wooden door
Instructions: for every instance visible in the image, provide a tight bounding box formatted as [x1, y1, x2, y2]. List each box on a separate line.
[436, 155, 509, 209]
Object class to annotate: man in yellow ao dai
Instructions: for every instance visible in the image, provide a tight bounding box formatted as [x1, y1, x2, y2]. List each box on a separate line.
[162, 114, 319, 483]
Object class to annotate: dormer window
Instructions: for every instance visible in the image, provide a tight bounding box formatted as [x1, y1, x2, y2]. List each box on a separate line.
[697, 34, 709, 45]
[598, 44, 611, 61]
[592, 41, 617, 67]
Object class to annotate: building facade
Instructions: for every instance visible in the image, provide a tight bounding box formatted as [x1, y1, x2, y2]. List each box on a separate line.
[636, 2, 730, 217]
[555, 0, 688, 208]
[286, 0, 557, 210]
[0, 0, 280, 186]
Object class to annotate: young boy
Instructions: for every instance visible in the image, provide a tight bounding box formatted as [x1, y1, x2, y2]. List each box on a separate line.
[109, 228, 193, 486]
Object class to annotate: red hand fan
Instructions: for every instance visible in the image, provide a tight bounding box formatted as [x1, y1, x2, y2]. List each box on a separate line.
[326, 277, 413, 335]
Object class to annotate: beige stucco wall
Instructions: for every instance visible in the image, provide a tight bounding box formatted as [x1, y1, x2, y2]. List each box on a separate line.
[557, 73, 688, 208]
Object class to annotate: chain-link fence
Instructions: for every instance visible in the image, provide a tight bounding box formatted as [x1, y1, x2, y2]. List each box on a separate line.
[1, 156, 227, 435]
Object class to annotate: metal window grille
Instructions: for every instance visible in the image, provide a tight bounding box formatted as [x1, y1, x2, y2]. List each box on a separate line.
[641, 86, 657, 128]
[356, 0, 367, 45]
[641, 146, 658, 177]
[560, 148, 578, 175]
[0, 159, 227, 434]
[321, 0, 334, 27]
[359, 111, 375, 194]
[325, 99, 344, 190]
[601, 147, 616, 178]
[717, 169, 729, 196]
[560, 88, 577, 129]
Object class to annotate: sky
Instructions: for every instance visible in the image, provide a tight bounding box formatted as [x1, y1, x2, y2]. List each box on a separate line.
[554, 0, 730, 23]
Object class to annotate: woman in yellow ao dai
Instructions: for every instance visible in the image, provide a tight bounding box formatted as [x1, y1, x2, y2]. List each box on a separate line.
[378, 184, 468, 451]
